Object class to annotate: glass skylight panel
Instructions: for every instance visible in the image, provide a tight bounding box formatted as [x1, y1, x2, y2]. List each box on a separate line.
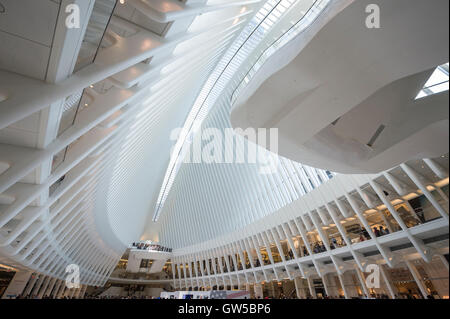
[152, 0, 332, 223]
[231, 0, 330, 104]
[416, 62, 449, 99]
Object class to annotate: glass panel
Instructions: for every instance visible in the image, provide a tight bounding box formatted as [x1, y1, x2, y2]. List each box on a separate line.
[74, 0, 117, 72]
[416, 62, 449, 99]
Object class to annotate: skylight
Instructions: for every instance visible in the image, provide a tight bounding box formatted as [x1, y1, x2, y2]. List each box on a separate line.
[415, 62, 449, 99]
[152, 0, 297, 222]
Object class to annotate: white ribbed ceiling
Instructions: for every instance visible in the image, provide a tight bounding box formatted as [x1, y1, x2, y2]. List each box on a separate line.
[144, 0, 334, 249]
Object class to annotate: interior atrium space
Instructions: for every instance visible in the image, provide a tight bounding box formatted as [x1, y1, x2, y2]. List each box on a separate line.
[0, 0, 449, 308]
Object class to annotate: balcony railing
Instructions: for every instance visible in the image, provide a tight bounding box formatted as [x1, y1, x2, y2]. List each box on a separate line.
[131, 242, 173, 253]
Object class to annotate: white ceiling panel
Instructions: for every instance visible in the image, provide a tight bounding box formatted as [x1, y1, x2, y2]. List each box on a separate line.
[0, 0, 60, 46]
[0, 126, 38, 148]
[0, 29, 51, 80]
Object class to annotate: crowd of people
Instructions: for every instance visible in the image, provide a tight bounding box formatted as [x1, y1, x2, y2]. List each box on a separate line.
[13, 294, 102, 299]
[358, 225, 390, 242]
[12, 290, 434, 300]
[84, 295, 157, 299]
[373, 226, 390, 237]
[131, 242, 172, 252]
[313, 242, 327, 253]
[257, 291, 434, 299]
